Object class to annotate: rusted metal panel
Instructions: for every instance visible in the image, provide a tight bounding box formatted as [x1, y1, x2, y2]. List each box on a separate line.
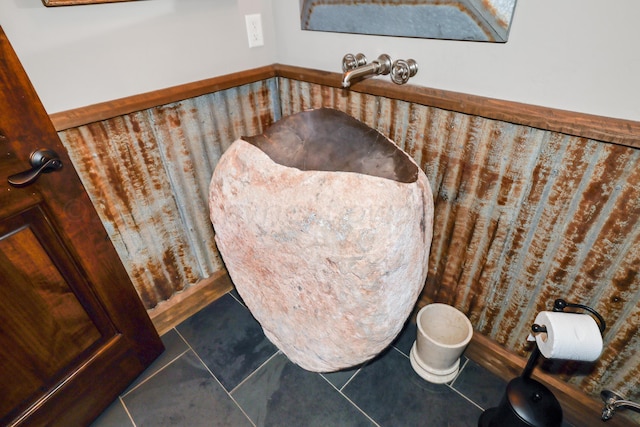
[58, 79, 278, 309]
[57, 74, 639, 408]
[280, 78, 640, 405]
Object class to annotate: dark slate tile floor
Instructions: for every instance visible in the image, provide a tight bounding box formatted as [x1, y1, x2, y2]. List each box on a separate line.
[91, 291, 572, 427]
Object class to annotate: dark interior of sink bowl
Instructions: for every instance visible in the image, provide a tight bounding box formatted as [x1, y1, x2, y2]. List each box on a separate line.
[244, 108, 419, 183]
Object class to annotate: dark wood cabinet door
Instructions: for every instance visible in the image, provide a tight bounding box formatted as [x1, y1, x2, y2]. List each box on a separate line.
[0, 27, 163, 426]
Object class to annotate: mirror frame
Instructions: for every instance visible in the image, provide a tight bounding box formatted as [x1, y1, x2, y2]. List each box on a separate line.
[43, 0, 134, 6]
[300, 0, 518, 43]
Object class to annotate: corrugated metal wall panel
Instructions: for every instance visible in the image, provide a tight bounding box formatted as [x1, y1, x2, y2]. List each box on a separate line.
[278, 78, 640, 402]
[58, 79, 279, 309]
[57, 74, 638, 407]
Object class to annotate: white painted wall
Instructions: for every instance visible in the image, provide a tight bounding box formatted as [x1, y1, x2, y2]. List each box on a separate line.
[1, 0, 639, 121]
[274, 0, 640, 121]
[0, 0, 276, 114]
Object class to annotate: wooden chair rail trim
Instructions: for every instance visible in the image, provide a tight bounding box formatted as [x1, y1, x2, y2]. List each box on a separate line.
[49, 64, 640, 149]
[49, 65, 278, 131]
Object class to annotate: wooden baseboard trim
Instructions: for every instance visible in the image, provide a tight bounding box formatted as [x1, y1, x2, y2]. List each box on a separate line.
[148, 269, 233, 336]
[466, 332, 631, 426]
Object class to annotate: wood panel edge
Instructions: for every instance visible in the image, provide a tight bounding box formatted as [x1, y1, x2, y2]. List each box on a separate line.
[465, 332, 632, 426]
[148, 269, 234, 336]
[49, 65, 277, 131]
[49, 63, 640, 148]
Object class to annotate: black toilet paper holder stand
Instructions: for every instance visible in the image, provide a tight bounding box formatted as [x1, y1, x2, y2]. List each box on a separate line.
[478, 299, 606, 427]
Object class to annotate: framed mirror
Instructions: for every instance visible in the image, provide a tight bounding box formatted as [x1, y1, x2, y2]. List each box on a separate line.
[300, 0, 518, 43]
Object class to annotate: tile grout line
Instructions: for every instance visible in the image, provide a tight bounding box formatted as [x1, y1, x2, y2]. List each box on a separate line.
[174, 327, 258, 427]
[110, 313, 493, 426]
[391, 341, 410, 356]
[392, 345, 412, 361]
[98, 328, 189, 426]
[449, 357, 470, 387]
[226, 289, 382, 424]
[228, 289, 247, 308]
[337, 365, 365, 392]
[121, 348, 191, 398]
[447, 355, 486, 412]
[337, 389, 383, 427]
[448, 383, 486, 412]
[229, 350, 282, 395]
[318, 369, 382, 427]
[118, 396, 137, 427]
[394, 347, 486, 412]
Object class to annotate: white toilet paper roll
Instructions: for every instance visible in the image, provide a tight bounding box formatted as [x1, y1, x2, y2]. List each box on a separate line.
[533, 311, 603, 362]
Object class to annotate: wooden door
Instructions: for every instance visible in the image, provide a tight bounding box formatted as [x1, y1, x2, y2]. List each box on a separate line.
[0, 27, 163, 426]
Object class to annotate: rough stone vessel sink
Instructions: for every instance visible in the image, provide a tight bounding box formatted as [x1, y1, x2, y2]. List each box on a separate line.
[209, 108, 434, 372]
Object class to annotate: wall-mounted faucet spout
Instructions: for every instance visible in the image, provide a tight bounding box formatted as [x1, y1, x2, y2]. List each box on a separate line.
[342, 54, 392, 88]
[601, 390, 640, 421]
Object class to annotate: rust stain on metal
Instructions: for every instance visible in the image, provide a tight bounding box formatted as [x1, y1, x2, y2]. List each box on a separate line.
[482, 0, 509, 29]
[58, 80, 279, 309]
[57, 76, 640, 408]
[282, 79, 640, 405]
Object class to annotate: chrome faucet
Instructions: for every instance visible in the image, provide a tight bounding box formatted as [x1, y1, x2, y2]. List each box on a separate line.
[601, 390, 640, 421]
[341, 54, 392, 88]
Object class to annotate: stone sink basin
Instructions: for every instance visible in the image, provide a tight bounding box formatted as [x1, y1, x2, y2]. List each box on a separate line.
[209, 108, 434, 372]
